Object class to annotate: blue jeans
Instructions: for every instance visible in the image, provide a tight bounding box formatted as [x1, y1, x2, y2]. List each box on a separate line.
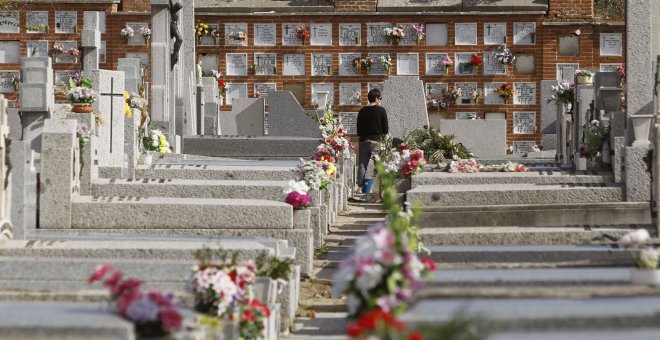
[357, 140, 373, 188]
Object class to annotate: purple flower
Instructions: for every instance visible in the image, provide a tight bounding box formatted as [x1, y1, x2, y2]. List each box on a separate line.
[125, 295, 160, 323]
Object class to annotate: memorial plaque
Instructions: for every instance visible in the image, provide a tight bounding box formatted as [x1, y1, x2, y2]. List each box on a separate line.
[456, 83, 478, 105]
[456, 112, 478, 120]
[341, 112, 358, 134]
[484, 52, 506, 75]
[0, 71, 18, 93]
[198, 54, 219, 75]
[226, 53, 248, 76]
[100, 41, 106, 63]
[513, 141, 536, 154]
[484, 82, 505, 105]
[0, 11, 19, 33]
[26, 40, 48, 58]
[198, 24, 220, 46]
[367, 23, 392, 46]
[311, 83, 334, 106]
[513, 111, 536, 134]
[55, 71, 77, 87]
[312, 53, 332, 76]
[600, 63, 623, 72]
[368, 53, 389, 75]
[513, 22, 536, 45]
[396, 53, 419, 76]
[485, 112, 506, 120]
[226, 83, 248, 105]
[339, 53, 361, 76]
[55, 11, 77, 34]
[311, 23, 332, 46]
[225, 23, 248, 46]
[398, 23, 419, 46]
[127, 23, 149, 45]
[425, 53, 449, 76]
[339, 23, 361, 46]
[368, 82, 384, 93]
[254, 24, 276, 46]
[125, 53, 148, 68]
[484, 22, 506, 45]
[54, 41, 77, 64]
[513, 82, 536, 105]
[26, 11, 47, 33]
[600, 33, 622, 56]
[426, 23, 448, 46]
[339, 83, 361, 106]
[254, 83, 277, 102]
[455, 53, 477, 75]
[455, 23, 477, 45]
[515, 53, 535, 74]
[283, 54, 305, 76]
[254, 53, 276, 76]
[425, 82, 448, 99]
[558, 35, 580, 56]
[282, 23, 304, 46]
[557, 63, 579, 82]
[283, 82, 305, 104]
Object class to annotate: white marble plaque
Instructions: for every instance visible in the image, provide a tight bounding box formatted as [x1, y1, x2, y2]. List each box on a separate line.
[513, 22, 536, 45]
[456, 112, 478, 120]
[426, 53, 449, 76]
[341, 112, 358, 134]
[397, 53, 419, 75]
[283, 54, 305, 76]
[368, 83, 384, 93]
[513, 82, 536, 105]
[485, 112, 506, 120]
[484, 82, 506, 105]
[515, 54, 535, 74]
[125, 53, 148, 68]
[484, 22, 506, 45]
[368, 53, 389, 75]
[484, 52, 506, 75]
[26, 40, 48, 58]
[226, 83, 247, 105]
[398, 23, 419, 46]
[254, 83, 277, 102]
[455, 23, 477, 45]
[55, 11, 77, 34]
[100, 41, 106, 63]
[0, 11, 19, 33]
[339, 83, 361, 106]
[0, 71, 18, 93]
[600, 33, 622, 56]
[426, 23, 448, 46]
[367, 23, 392, 46]
[226, 53, 248, 76]
[254, 24, 276, 46]
[282, 23, 304, 46]
[311, 83, 334, 106]
[425, 82, 448, 99]
[312, 53, 332, 76]
[513, 141, 536, 154]
[225, 23, 248, 46]
[127, 23, 149, 45]
[456, 83, 478, 105]
[26, 11, 48, 33]
[339, 23, 361, 46]
[600, 63, 623, 72]
[556, 63, 579, 82]
[311, 23, 332, 46]
[513, 112, 536, 134]
[339, 53, 361, 76]
[198, 24, 220, 46]
[198, 54, 219, 75]
[54, 41, 78, 64]
[455, 53, 478, 75]
[254, 53, 276, 76]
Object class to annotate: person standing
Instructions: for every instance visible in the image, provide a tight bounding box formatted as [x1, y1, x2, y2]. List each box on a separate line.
[356, 88, 389, 192]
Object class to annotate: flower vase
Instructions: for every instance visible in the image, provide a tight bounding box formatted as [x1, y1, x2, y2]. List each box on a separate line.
[145, 36, 150, 45]
[71, 104, 94, 113]
[577, 74, 593, 85]
[365, 66, 370, 75]
[392, 38, 399, 46]
[354, 36, 359, 44]
[197, 36, 202, 45]
[631, 268, 660, 285]
[416, 39, 424, 46]
[143, 153, 153, 165]
[631, 114, 654, 147]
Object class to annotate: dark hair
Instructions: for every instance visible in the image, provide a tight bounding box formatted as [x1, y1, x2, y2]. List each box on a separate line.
[368, 88, 382, 103]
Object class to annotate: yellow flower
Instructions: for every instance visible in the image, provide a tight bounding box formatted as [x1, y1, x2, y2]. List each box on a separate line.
[124, 103, 132, 118]
[324, 161, 337, 176]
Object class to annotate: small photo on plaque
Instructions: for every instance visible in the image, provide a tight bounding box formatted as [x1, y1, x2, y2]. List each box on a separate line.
[55, 11, 77, 34]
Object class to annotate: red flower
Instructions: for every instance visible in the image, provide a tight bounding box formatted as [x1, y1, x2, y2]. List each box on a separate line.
[103, 271, 122, 288]
[160, 307, 182, 331]
[88, 264, 113, 284]
[421, 257, 437, 271]
[117, 292, 141, 316]
[346, 322, 363, 337]
[398, 145, 410, 151]
[423, 124, 429, 129]
[115, 278, 143, 295]
[408, 331, 424, 340]
[470, 53, 482, 66]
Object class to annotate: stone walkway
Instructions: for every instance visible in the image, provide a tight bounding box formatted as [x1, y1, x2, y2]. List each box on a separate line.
[284, 196, 384, 340]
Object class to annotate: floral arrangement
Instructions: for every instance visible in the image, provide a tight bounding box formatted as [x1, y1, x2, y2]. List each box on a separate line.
[427, 96, 449, 112]
[314, 143, 339, 165]
[469, 88, 482, 103]
[124, 92, 147, 118]
[404, 126, 473, 164]
[228, 31, 247, 42]
[494, 83, 514, 101]
[51, 43, 65, 54]
[383, 26, 405, 42]
[617, 64, 625, 78]
[120, 24, 135, 38]
[353, 57, 374, 72]
[579, 120, 610, 160]
[575, 69, 594, 77]
[10, 74, 19, 91]
[89, 264, 182, 337]
[26, 23, 46, 32]
[211, 70, 228, 96]
[318, 106, 353, 160]
[296, 25, 310, 42]
[145, 128, 171, 153]
[448, 159, 483, 173]
[546, 81, 575, 106]
[469, 53, 483, 67]
[441, 55, 454, 69]
[68, 71, 93, 89]
[195, 21, 211, 37]
[292, 158, 330, 192]
[77, 123, 91, 145]
[618, 229, 658, 270]
[493, 44, 516, 65]
[138, 26, 151, 41]
[69, 48, 80, 61]
[397, 145, 426, 178]
[412, 24, 425, 41]
[502, 161, 529, 172]
[443, 86, 462, 103]
[380, 55, 393, 74]
[68, 87, 96, 105]
[284, 180, 312, 210]
[347, 308, 423, 340]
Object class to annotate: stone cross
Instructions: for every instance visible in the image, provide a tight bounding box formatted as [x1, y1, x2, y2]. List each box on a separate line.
[81, 12, 101, 74]
[93, 70, 125, 169]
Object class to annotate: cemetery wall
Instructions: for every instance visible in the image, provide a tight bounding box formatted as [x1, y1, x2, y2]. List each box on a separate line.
[547, 0, 595, 21]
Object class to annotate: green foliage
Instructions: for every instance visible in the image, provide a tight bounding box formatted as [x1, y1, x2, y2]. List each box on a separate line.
[255, 252, 294, 281]
[583, 122, 610, 156]
[404, 126, 473, 164]
[193, 248, 239, 267]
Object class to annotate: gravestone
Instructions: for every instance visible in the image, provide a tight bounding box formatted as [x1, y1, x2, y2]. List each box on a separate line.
[267, 91, 320, 138]
[18, 57, 54, 160]
[220, 98, 265, 136]
[117, 58, 142, 93]
[541, 80, 559, 150]
[179, 0, 197, 139]
[92, 70, 125, 170]
[81, 12, 101, 73]
[381, 76, 429, 139]
[202, 76, 220, 135]
[8, 140, 37, 239]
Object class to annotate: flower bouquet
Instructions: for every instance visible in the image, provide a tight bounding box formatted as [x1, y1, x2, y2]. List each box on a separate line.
[412, 24, 425, 45]
[493, 44, 516, 65]
[144, 128, 172, 153]
[353, 57, 374, 74]
[284, 180, 312, 210]
[228, 31, 247, 42]
[68, 87, 96, 112]
[293, 158, 331, 193]
[77, 123, 91, 146]
[469, 88, 482, 104]
[495, 83, 514, 103]
[448, 159, 483, 173]
[617, 229, 660, 285]
[575, 69, 594, 85]
[120, 24, 135, 39]
[89, 264, 182, 337]
[380, 55, 393, 74]
[443, 86, 463, 104]
[50, 43, 65, 56]
[347, 308, 423, 340]
[546, 81, 575, 110]
[397, 146, 426, 178]
[427, 95, 449, 112]
[441, 55, 453, 74]
[383, 26, 405, 45]
[138, 26, 151, 43]
[296, 25, 310, 44]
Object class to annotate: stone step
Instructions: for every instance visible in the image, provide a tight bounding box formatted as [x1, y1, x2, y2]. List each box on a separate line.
[416, 202, 650, 228]
[401, 297, 660, 332]
[134, 164, 294, 181]
[427, 245, 632, 266]
[412, 171, 613, 187]
[420, 227, 637, 246]
[92, 178, 288, 201]
[68, 196, 293, 229]
[489, 330, 660, 340]
[183, 136, 319, 159]
[427, 268, 632, 287]
[407, 183, 624, 207]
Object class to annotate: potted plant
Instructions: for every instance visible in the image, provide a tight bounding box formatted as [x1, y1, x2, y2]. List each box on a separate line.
[575, 69, 594, 85]
[68, 87, 96, 113]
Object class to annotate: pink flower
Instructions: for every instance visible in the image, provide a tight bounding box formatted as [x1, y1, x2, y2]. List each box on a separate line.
[115, 278, 143, 295]
[285, 191, 311, 210]
[103, 271, 122, 288]
[160, 307, 183, 331]
[421, 257, 437, 271]
[89, 264, 113, 284]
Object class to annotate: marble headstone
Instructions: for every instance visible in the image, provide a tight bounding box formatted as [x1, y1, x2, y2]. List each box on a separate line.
[267, 91, 320, 138]
[220, 98, 265, 136]
[93, 70, 125, 169]
[381, 76, 429, 139]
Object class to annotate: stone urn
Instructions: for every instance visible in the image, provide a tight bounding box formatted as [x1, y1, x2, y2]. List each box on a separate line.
[71, 104, 94, 113]
[631, 268, 660, 285]
[630, 114, 654, 147]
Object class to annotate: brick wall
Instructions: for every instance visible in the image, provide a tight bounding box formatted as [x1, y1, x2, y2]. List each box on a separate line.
[334, 0, 378, 12]
[548, 0, 594, 21]
[121, 0, 151, 13]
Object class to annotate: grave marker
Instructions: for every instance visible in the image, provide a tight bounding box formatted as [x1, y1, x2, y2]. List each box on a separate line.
[484, 83, 505, 105]
[26, 41, 48, 58]
[556, 63, 578, 82]
[367, 23, 391, 46]
[513, 22, 536, 45]
[426, 53, 449, 76]
[311, 83, 334, 107]
[225, 23, 248, 46]
[455, 23, 477, 45]
[0, 41, 19, 64]
[381, 76, 429, 139]
[254, 24, 276, 46]
[513, 141, 536, 154]
[226, 53, 248, 76]
[0, 72, 17, 93]
[513, 82, 536, 105]
[82, 12, 101, 73]
[339, 23, 361, 46]
[254, 83, 277, 103]
[456, 83, 477, 105]
[398, 23, 419, 46]
[55, 11, 77, 34]
[283, 54, 305, 76]
[53, 41, 78, 64]
[226, 83, 247, 105]
[513, 112, 536, 134]
[220, 98, 265, 136]
[0, 11, 19, 33]
[339, 83, 361, 106]
[368, 53, 389, 75]
[425, 83, 448, 99]
[514, 53, 535, 74]
[397, 53, 419, 75]
[600, 33, 622, 56]
[311, 23, 332, 46]
[268, 91, 320, 137]
[426, 23, 447, 46]
[93, 70, 125, 169]
[368, 82, 384, 93]
[339, 53, 360, 76]
[455, 53, 477, 75]
[26, 11, 48, 33]
[126, 23, 149, 45]
[312, 54, 332, 76]
[254, 53, 276, 76]
[341, 112, 358, 134]
[558, 35, 580, 56]
[282, 23, 304, 46]
[484, 52, 506, 75]
[484, 23, 506, 45]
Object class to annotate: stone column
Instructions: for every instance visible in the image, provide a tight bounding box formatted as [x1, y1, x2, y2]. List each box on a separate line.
[541, 80, 559, 151]
[81, 12, 101, 74]
[150, 0, 171, 124]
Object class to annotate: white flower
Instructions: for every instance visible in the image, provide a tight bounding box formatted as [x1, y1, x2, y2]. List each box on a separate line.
[331, 264, 356, 298]
[285, 180, 310, 195]
[211, 271, 238, 298]
[619, 229, 650, 247]
[355, 263, 384, 294]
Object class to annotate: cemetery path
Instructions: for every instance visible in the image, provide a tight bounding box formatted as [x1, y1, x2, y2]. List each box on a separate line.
[284, 196, 385, 339]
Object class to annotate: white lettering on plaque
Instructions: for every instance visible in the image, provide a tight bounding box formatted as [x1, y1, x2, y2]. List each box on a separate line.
[426, 23, 448, 46]
[396, 53, 419, 76]
[339, 53, 361, 76]
[484, 83, 505, 105]
[600, 33, 622, 56]
[311, 83, 334, 106]
[226, 83, 248, 105]
[0, 11, 19, 33]
[368, 53, 389, 75]
[367, 23, 392, 46]
[283, 54, 305, 76]
[484, 23, 506, 45]
[282, 23, 304, 46]
[254, 24, 276, 46]
[455, 23, 477, 45]
[339, 83, 361, 106]
[55, 11, 77, 34]
[513, 82, 536, 105]
[226, 53, 248, 76]
[425, 53, 449, 76]
[26, 40, 48, 58]
[311, 23, 332, 46]
[254, 53, 276, 76]
[513, 112, 536, 134]
[339, 23, 361, 46]
[513, 22, 536, 45]
[312, 53, 332, 76]
[26, 11, 48, 33]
